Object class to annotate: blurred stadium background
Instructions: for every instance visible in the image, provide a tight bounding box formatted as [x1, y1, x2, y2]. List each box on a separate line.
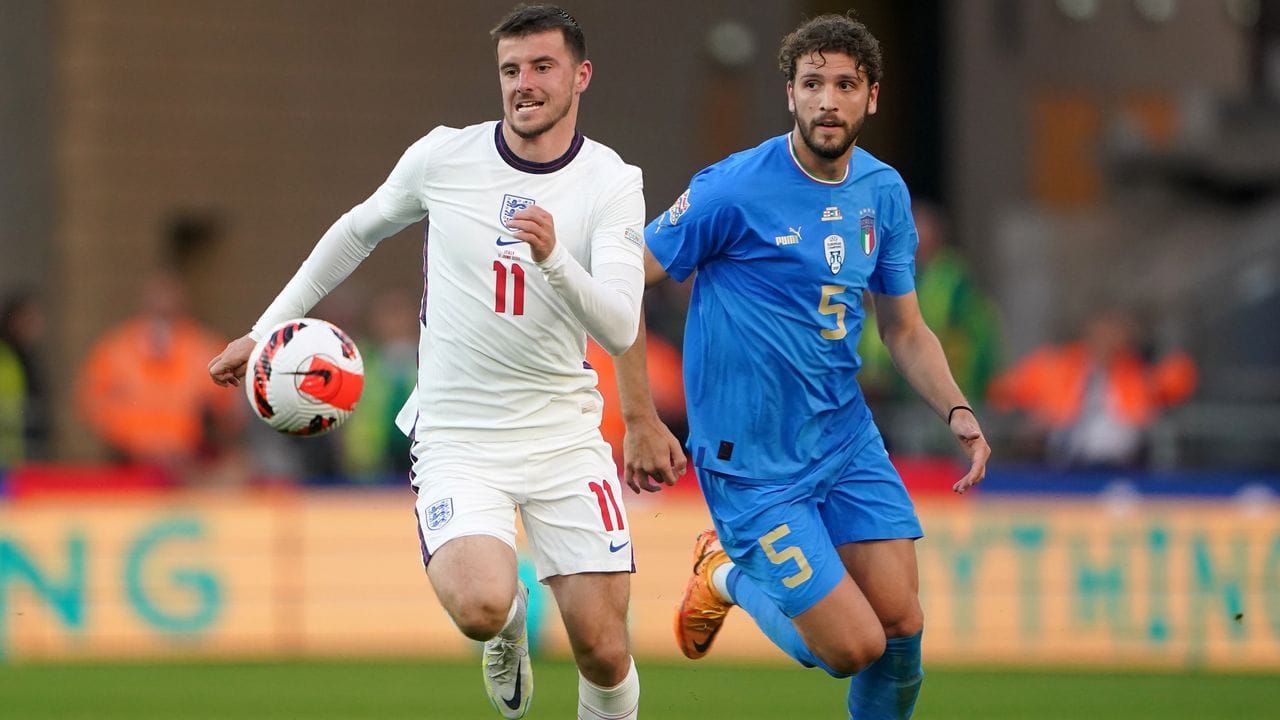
[2, 0, 1279, 717]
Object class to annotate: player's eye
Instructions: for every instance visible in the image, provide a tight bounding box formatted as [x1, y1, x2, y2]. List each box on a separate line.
[537, 64, 551, 73]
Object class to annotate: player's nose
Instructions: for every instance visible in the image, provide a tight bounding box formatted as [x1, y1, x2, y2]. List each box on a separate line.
[818, 86, 839, 110]
[516, 67, 536, 90]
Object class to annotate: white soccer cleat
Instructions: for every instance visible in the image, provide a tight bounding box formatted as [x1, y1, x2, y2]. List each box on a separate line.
[483, 582, 533, 719]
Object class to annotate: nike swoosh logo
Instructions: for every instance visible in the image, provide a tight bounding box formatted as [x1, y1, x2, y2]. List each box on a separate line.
[502, 660, 523, 710]
[495, 238, 522, 246]
[609, 541, 630, 553]
[692, 625, 721, 654]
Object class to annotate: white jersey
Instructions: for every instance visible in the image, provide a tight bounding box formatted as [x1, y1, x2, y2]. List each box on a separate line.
[251, 121, 645, 445]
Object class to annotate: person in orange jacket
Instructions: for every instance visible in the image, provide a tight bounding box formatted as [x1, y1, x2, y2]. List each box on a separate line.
[988, 308, 1197, 468]
[78, 271, 243, 472]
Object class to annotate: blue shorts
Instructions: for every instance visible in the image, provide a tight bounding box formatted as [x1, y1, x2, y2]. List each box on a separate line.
[697, 427, 922, 618]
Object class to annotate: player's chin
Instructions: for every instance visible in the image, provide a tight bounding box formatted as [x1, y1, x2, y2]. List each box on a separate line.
[506, 114, 552, 140]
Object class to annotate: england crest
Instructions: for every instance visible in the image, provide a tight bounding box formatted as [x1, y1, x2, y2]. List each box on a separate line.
[500, 194, 536, 229]
[426, 498, 454, 531]
[824, 234, 845, 274]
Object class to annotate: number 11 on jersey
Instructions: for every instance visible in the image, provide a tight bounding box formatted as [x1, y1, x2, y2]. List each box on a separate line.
[492, 260, 525, 315]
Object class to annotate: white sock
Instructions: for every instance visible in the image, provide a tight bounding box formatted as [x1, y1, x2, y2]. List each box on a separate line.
[497, 586, 524, 641]
[711, 562, 735, 605]
[578, 656, 639, 720]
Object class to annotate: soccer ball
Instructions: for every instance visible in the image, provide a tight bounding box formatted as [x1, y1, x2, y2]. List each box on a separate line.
[246, 318, 364, 436]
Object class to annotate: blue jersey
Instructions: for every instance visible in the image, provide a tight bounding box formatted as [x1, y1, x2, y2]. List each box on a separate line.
[645, 134, 918, 481]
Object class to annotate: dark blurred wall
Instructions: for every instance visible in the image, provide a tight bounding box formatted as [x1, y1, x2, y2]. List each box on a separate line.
[948, 2, 1252, 356]
[0, 1, 54, 296]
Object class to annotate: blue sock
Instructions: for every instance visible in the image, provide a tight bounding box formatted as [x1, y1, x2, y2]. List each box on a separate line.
[726, 566, 848, 677]
[846, 630, 923, 720]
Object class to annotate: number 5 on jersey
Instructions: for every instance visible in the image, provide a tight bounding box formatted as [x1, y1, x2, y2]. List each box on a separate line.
[492, 260, 525, 315]
[817, 284, 848, 340]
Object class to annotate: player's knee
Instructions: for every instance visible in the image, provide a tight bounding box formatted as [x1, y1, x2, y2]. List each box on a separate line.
[573, 635, 631, 686]
[449, 597, 511, 641]
[881, 602, 924, 639]
[817, 629, 886, 677]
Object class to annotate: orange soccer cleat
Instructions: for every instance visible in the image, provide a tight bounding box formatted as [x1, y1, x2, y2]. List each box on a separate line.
[674, 528, 734, 659]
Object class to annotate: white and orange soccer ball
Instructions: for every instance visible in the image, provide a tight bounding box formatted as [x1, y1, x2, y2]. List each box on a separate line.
[246, 318, 364, 436]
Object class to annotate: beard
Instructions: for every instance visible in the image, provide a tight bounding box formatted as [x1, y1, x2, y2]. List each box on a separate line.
[506, 91, 574, 140]
[795, 112, 865, 160]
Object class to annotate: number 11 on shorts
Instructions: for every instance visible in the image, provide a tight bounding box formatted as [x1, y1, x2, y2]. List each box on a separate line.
[588, 480, 625, 531]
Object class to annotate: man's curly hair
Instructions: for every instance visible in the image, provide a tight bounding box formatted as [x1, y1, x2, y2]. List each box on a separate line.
[778, 13, 882, 85]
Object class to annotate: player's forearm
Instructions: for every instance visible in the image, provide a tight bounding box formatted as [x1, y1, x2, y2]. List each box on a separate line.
[251, 200, 405, 340]
[613, 307, 662, 424]
[535, 245, 642, 354]
[882, 323, 970, 421]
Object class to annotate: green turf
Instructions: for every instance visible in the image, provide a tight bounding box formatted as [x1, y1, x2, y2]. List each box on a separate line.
[0, 658, 1275, 719]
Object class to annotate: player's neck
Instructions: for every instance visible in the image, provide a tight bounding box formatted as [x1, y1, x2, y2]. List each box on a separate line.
[500, 117, 580, 165]
[788, 128, 851, 183]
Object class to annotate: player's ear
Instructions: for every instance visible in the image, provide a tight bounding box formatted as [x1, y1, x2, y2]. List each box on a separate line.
[575, 59, 592, 94]
[786, 80, 795, 114]
[867, 82, 879, 116]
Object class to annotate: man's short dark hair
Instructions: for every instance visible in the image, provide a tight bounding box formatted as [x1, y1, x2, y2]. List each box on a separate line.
[491, 4, 587, 63]
[778, 13, 882, 85]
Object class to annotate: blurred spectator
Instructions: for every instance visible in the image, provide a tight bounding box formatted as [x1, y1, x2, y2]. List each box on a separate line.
[76, 271, 244, 480]
[858, 199, 1003, 405]
[988, 307, 1198, 468]
[341, 287, 419, 483]
[588, 330, 686, 471]
[1, 291, 49, 466]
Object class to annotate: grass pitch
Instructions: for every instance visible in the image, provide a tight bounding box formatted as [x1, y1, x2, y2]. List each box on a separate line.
[1, 658, 1275, 719]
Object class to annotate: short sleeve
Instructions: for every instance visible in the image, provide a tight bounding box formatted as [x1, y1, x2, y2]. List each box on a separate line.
[643, 168, 727, 282]
[867, 178, 917, 296]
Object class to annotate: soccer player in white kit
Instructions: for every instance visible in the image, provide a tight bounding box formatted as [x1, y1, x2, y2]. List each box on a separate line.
[208, 6, 683, 718]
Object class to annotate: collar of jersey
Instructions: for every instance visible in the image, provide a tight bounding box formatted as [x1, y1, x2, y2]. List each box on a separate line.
[786, 133, 850, 186]
[495, 121, 585, 174]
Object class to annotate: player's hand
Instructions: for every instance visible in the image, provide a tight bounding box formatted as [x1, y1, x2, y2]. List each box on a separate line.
[208, 334, 257, 388]
[507, 205, 557, 263]
[623, 414, 687, 493]
[949, 408, 990, 494]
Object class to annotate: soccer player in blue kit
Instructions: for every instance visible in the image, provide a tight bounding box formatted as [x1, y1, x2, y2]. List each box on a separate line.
[617, 13, 991, 719]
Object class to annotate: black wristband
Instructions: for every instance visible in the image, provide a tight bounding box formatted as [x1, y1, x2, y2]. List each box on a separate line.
[947, 405, 974, 425]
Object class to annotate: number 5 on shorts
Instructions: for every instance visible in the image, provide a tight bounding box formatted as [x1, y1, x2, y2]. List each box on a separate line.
[759, 524, 813, 588]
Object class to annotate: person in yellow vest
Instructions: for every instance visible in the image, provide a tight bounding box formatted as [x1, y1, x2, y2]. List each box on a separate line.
[0, 331, 24, 468]
[341, 287, 420, 483]
[858, 199, 1002, 412]
[0, 292, 47, 468]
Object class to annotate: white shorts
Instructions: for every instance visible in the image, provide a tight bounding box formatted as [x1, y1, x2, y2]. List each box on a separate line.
[411, 428, 633, 581]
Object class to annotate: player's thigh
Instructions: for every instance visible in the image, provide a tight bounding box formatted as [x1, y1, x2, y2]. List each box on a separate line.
[698, 469, 846, 618]
[819, 430, 924, 634]
[520, 431, 633, 581]
[412, 441, 521, 614]
[427, 534, 519, 615]
[790, 572, 885, 671]
[837, 539, 922, 636]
